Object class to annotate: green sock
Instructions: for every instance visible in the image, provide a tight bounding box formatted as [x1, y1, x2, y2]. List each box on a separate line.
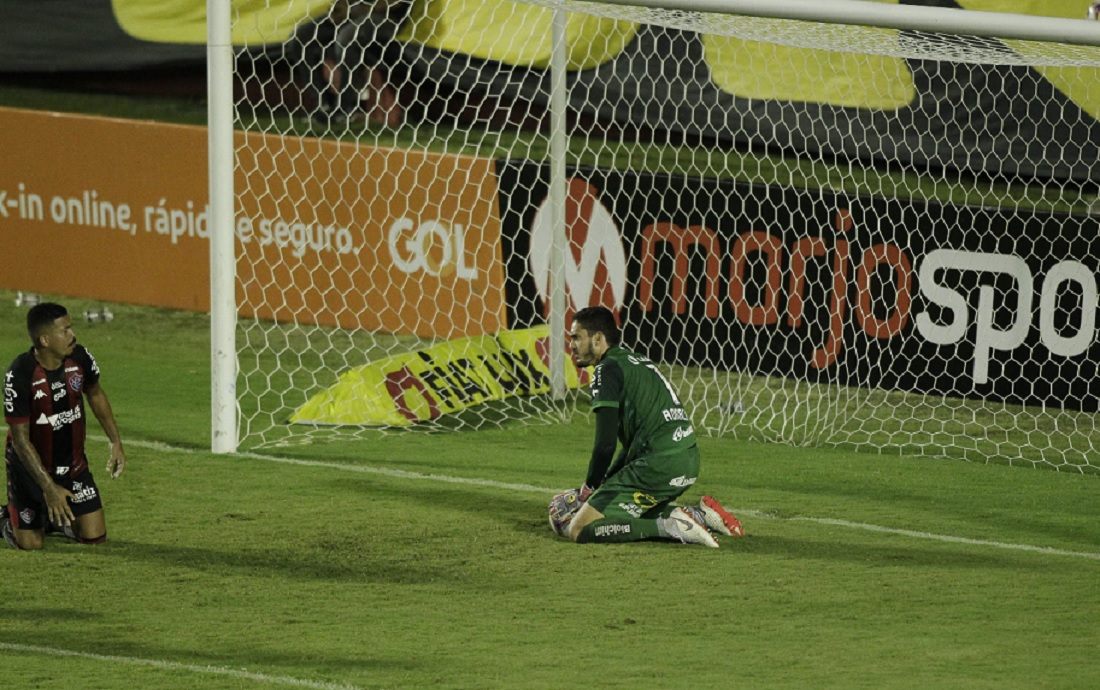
[576, 518, 662, 543]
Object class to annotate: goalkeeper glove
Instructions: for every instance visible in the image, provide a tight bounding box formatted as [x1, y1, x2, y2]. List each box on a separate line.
[547, 485, 595, 538]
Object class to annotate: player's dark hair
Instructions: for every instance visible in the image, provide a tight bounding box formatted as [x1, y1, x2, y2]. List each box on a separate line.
[572, 306, 620, 346]
[27, 302, 69, 344]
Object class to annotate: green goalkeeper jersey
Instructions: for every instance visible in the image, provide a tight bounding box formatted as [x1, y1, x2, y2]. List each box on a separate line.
[590, 346, 697, 466]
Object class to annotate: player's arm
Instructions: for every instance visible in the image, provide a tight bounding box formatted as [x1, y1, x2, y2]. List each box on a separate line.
[85, 383, 126, 479]
[605, 444, 630, 479]
[583, 406, 619, 491]
[9, 422, 75, 526]
[583, 359, 625, 492]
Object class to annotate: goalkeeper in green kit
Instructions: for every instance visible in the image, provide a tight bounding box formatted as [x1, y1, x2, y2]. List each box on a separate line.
[548, 306, 744, 547]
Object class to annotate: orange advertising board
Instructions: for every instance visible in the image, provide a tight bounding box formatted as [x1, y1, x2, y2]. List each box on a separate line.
[0, 107, 506, 338]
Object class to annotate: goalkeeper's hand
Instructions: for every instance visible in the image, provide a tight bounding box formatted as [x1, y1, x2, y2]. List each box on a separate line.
[548, 485, 593, 538]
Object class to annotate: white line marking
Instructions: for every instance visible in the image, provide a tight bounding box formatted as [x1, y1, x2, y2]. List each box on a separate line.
[111, 437, 1100, 562]
[240, 451, 556, 494]
[739, 511, 1100, 561]
[0, 642, 363, 690]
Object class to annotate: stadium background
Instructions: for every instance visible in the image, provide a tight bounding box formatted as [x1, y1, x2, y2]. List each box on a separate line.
[2, 0, 1098, 419]
[2, 3, 1100, 689]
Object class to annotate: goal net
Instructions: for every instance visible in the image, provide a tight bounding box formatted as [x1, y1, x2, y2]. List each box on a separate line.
[229, 0, 1100, 470]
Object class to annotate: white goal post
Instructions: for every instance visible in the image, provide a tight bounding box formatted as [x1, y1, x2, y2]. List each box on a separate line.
[209, 0, 1100, 471]
[208, 0, 236, 454]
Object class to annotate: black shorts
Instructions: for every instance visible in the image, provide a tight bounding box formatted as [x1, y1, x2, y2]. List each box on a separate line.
[6, 462, 103, 531]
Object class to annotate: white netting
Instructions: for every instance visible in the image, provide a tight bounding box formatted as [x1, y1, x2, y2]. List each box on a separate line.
[232, 0, 1100, 470]
[528, 0, 1100, 66]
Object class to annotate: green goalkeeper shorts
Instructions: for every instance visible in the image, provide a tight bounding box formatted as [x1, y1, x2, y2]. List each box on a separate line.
[586, 446, 700, 520]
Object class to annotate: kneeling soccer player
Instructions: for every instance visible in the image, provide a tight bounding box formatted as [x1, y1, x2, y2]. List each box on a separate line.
[2, 303, 127, 550]
[549, 306, 743, 548]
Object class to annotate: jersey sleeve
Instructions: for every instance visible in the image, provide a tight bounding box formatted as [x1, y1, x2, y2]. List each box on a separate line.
[4, 357, 31, 424]
[584, 406, 620, 489]
[74, 345, 102, 390]
[590, 359, 623, 410]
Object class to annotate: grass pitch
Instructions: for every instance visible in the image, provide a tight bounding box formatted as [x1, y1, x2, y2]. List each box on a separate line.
[1, 291, 1098, 690]
[2, 76, 1099, 688]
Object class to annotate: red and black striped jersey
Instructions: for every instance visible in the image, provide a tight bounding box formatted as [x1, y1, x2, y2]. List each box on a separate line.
[3, 344, 101, 478]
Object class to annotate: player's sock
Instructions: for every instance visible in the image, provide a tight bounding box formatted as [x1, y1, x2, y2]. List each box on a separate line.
[576, 518, 662, 543]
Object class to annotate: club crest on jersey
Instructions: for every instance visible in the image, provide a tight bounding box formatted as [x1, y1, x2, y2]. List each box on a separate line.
[69, 374, 83, 392]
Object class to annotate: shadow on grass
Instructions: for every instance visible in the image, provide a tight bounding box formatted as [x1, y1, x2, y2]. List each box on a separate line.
[5, 632, 416, 678]
[362, 478, 1091, 569]
[0, 605, 102, 622]
[89, 538, 480, 586]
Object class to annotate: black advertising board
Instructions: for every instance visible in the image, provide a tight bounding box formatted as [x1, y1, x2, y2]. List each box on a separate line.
[499, 159, 1100, 411]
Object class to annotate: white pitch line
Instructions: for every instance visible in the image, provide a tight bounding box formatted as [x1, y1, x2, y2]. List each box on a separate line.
[114, 437, 1100, 562]
[739, 511, 1100, 561]
[0, 642, 363, 690]
[238, 450, 557, 494]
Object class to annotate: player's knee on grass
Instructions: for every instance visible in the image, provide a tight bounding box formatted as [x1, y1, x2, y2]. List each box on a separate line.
[566, 504, 601, 542]
[14, 529, 44, 550]
[74, 510, 107, 545]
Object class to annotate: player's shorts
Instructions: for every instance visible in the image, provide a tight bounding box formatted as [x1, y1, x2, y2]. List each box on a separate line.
[586, 446, 700, 521]
[6, 463, 103, 531]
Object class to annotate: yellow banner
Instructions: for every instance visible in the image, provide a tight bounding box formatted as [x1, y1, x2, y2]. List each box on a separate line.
[113, 0, 636, 67]
[112, 0, 334, 45]
[405, 0, 636, 69]
[291, 326, 590, 426]
[107, 0, 1100, 120]
[958, 0, 1100, 122]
